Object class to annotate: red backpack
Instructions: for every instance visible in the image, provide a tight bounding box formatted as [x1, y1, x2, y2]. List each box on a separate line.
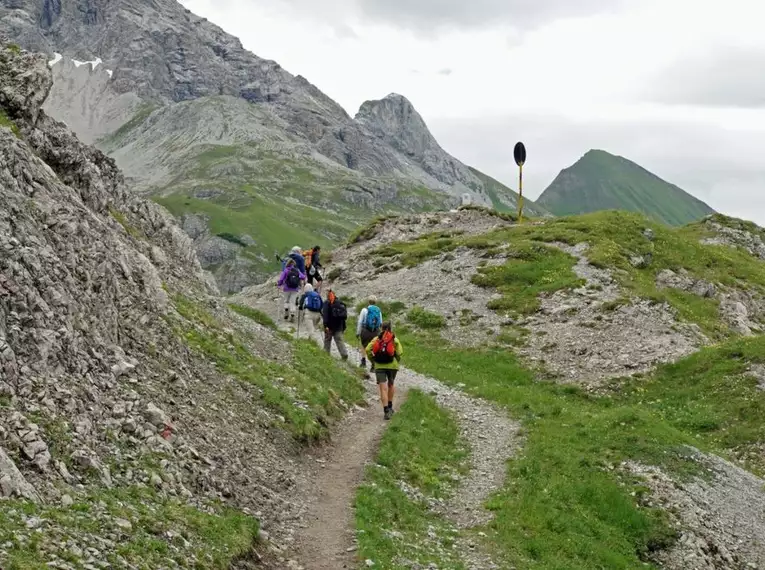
[372, 331, 396, 364]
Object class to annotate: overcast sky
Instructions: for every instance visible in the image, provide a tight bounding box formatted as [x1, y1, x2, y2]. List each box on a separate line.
[179, 0, 765, 223]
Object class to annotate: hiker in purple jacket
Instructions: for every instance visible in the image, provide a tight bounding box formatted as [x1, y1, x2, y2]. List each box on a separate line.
[277, 258, 306, 322]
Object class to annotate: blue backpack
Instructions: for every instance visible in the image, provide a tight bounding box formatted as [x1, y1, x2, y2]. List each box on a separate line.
[305, 291, 323, 312]
[364, 305, 382, 331]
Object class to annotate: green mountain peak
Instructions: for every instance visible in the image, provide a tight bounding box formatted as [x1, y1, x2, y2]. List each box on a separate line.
[537, 149, 715, 226]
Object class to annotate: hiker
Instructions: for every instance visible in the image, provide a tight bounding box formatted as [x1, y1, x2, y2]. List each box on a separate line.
[356, 296, 383, 371]
[321, 290, 349, 360]
[288, 246, 307, 276]
[277, 258, 306, 322]
[305, 245, 323, 293]
[298, 283, 324, 338]
[366, 322, 403, 420]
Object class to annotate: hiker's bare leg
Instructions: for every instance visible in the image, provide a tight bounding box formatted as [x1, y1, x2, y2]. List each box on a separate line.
[388, 381, 395, 407]
[378, 382, 388, 408]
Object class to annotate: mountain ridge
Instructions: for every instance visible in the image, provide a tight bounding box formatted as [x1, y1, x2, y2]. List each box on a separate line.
[0, 0, 549, 291]
[537, 148, 715, 226]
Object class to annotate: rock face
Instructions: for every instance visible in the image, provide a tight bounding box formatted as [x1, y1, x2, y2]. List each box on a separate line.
[44, 54, 143, 144]
[0, 44, 359, 566]
[356, 93, 491, 193]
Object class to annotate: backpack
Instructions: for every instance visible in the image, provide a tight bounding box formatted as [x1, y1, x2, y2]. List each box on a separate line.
[303, 249, 314, 269]
[372, 331, 396, 364]
[285, 266, 301, 288]
[330, 300, 347, 320]
[305, 291, 322, 312]
[364, 305, 382, 331]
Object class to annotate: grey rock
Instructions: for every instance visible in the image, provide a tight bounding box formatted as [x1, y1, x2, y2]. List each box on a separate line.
[629, 254, 651, 269]
[142, 402, 169, 427]
[0, 446, 40, 501]
[195, 236, 242, 266]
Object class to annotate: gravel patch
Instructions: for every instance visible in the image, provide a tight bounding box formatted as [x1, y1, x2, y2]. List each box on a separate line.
[518, 243, 706, 386]
[623, 448, 765, 570]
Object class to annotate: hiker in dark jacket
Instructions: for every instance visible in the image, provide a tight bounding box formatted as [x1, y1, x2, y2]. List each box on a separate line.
[321, 290, 348, 360]
[306, 245, 323, 292]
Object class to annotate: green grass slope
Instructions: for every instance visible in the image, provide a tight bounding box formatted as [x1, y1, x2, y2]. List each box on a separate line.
[537, 149, 715, 226]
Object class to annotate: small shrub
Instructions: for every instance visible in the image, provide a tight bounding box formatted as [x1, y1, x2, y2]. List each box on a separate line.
[407, 306, 446, 329]
[216, 232, 248, 247]
[109, 207, 143, 240]
[327, 267, 343, 281]
[228, 303, 277, 329]
[0, 109, 21, 138]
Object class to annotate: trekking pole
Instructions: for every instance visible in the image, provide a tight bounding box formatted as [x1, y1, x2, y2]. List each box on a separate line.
[514, 141, 527, 223]
[297, 308, 301, 339]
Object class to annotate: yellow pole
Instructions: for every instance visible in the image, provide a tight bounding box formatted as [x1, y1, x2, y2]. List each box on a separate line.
[518, 164, 524, 223]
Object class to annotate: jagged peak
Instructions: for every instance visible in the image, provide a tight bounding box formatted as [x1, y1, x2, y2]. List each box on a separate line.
[356, 92, 420, 119]
[354, 92, 435, 149]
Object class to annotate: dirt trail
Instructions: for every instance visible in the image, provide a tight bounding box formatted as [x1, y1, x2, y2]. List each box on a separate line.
[232, 294, 520, 569]
[288, 365, 520, 570]
[290, 380, 410, 570]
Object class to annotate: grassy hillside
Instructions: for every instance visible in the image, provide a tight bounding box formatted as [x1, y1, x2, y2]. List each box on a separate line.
[336, 210, 765, 569]
[537, 149, 715, 226]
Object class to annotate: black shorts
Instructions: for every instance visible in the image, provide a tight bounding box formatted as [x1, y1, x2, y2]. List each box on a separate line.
[359, 327, 378, 347]
[375, 369, 398, 385]
[307, 268, 322, 284]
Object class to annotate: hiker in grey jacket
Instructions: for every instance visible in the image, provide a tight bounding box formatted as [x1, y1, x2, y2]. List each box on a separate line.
[356, 296, 383, 370]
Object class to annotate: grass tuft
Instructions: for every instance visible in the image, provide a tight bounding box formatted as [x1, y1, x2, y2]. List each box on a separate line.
[228, 303, 277, 330]
[407, 306, 446, 329]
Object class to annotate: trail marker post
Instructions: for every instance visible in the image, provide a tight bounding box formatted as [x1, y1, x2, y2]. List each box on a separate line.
[514, 141, 527, 222]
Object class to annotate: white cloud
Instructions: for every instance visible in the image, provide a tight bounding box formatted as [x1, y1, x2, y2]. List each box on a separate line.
[179, 0, 765, 225]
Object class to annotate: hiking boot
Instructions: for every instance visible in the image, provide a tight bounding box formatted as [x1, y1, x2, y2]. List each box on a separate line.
[360, 357, 367, 369]
[383, 408, 392, 421]
[370, 364, 375, 373]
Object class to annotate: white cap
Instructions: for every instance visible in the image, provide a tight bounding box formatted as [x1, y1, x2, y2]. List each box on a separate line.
[291, 246, 302, 253]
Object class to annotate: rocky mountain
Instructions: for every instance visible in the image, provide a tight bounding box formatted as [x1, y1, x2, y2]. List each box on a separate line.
[0, 0, 547, 292]
[0, 44, 370, 569]
[537, 149, 715, 226]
